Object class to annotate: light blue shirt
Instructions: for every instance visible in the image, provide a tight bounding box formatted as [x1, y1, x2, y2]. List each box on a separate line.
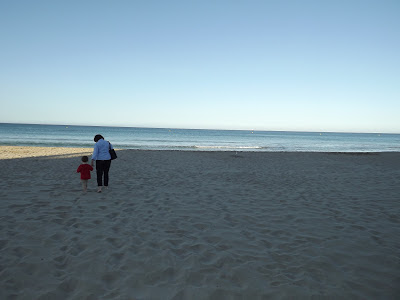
[92, 139, 113, 161]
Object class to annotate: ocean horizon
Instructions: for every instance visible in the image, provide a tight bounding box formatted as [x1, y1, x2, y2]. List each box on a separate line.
[1, 123, 399, 153]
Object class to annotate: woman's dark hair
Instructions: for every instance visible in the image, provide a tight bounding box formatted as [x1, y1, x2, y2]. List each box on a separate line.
[94, 134, 104, 142]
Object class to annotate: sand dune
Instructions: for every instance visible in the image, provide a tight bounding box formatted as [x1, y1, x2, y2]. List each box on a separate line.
[1, 147, 399, 299]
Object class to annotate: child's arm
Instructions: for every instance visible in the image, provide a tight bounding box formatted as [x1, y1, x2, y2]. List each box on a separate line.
[91, 147, 98, 167]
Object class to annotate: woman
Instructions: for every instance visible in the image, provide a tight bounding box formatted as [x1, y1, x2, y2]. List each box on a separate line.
[91, 134, 113, 193]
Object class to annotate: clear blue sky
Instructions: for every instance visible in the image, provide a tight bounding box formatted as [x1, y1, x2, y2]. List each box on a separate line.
[1, 0, 399, 133]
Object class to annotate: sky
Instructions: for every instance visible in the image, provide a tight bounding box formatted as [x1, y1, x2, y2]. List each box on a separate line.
[1, 0, 399, 133]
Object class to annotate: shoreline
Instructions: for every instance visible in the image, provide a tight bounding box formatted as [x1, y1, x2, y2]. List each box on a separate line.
[1, 145, 398, 160]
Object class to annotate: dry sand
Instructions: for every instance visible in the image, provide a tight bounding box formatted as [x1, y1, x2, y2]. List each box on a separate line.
[0, 146, 399, 299]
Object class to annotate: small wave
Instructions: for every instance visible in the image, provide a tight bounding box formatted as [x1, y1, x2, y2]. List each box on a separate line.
[194, 145, 263, 150]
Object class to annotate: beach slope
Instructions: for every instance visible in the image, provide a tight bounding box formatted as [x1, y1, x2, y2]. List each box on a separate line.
[1, 147, 399, 299]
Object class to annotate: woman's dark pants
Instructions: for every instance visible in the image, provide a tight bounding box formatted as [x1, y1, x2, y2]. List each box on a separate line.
[96, 160, 111, 186]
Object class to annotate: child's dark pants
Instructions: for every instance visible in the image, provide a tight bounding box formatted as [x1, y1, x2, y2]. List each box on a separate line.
[96, 160, 111, 186]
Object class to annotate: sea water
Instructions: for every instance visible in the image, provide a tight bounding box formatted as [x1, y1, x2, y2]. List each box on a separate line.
[0, 123, 399, 152]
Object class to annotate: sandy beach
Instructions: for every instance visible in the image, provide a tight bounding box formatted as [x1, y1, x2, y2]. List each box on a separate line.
[0, 146, 399, 299]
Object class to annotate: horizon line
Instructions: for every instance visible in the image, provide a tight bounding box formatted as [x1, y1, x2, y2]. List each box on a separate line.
[0, 122, 399, 135]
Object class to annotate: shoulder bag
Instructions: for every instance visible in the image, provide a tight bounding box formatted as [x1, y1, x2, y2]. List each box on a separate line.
[109, 142, 117, 160]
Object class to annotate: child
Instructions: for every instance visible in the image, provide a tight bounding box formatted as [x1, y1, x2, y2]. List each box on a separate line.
[77, 156, 93, 193]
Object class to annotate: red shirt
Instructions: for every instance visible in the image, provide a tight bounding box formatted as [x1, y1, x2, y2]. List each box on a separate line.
[77, 164, 93, 180]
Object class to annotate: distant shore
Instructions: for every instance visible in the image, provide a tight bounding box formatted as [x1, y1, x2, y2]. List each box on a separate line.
[0, 146, 93, 159]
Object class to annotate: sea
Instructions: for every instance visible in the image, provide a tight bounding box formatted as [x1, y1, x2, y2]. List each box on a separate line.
[0, 123, 399, 152]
